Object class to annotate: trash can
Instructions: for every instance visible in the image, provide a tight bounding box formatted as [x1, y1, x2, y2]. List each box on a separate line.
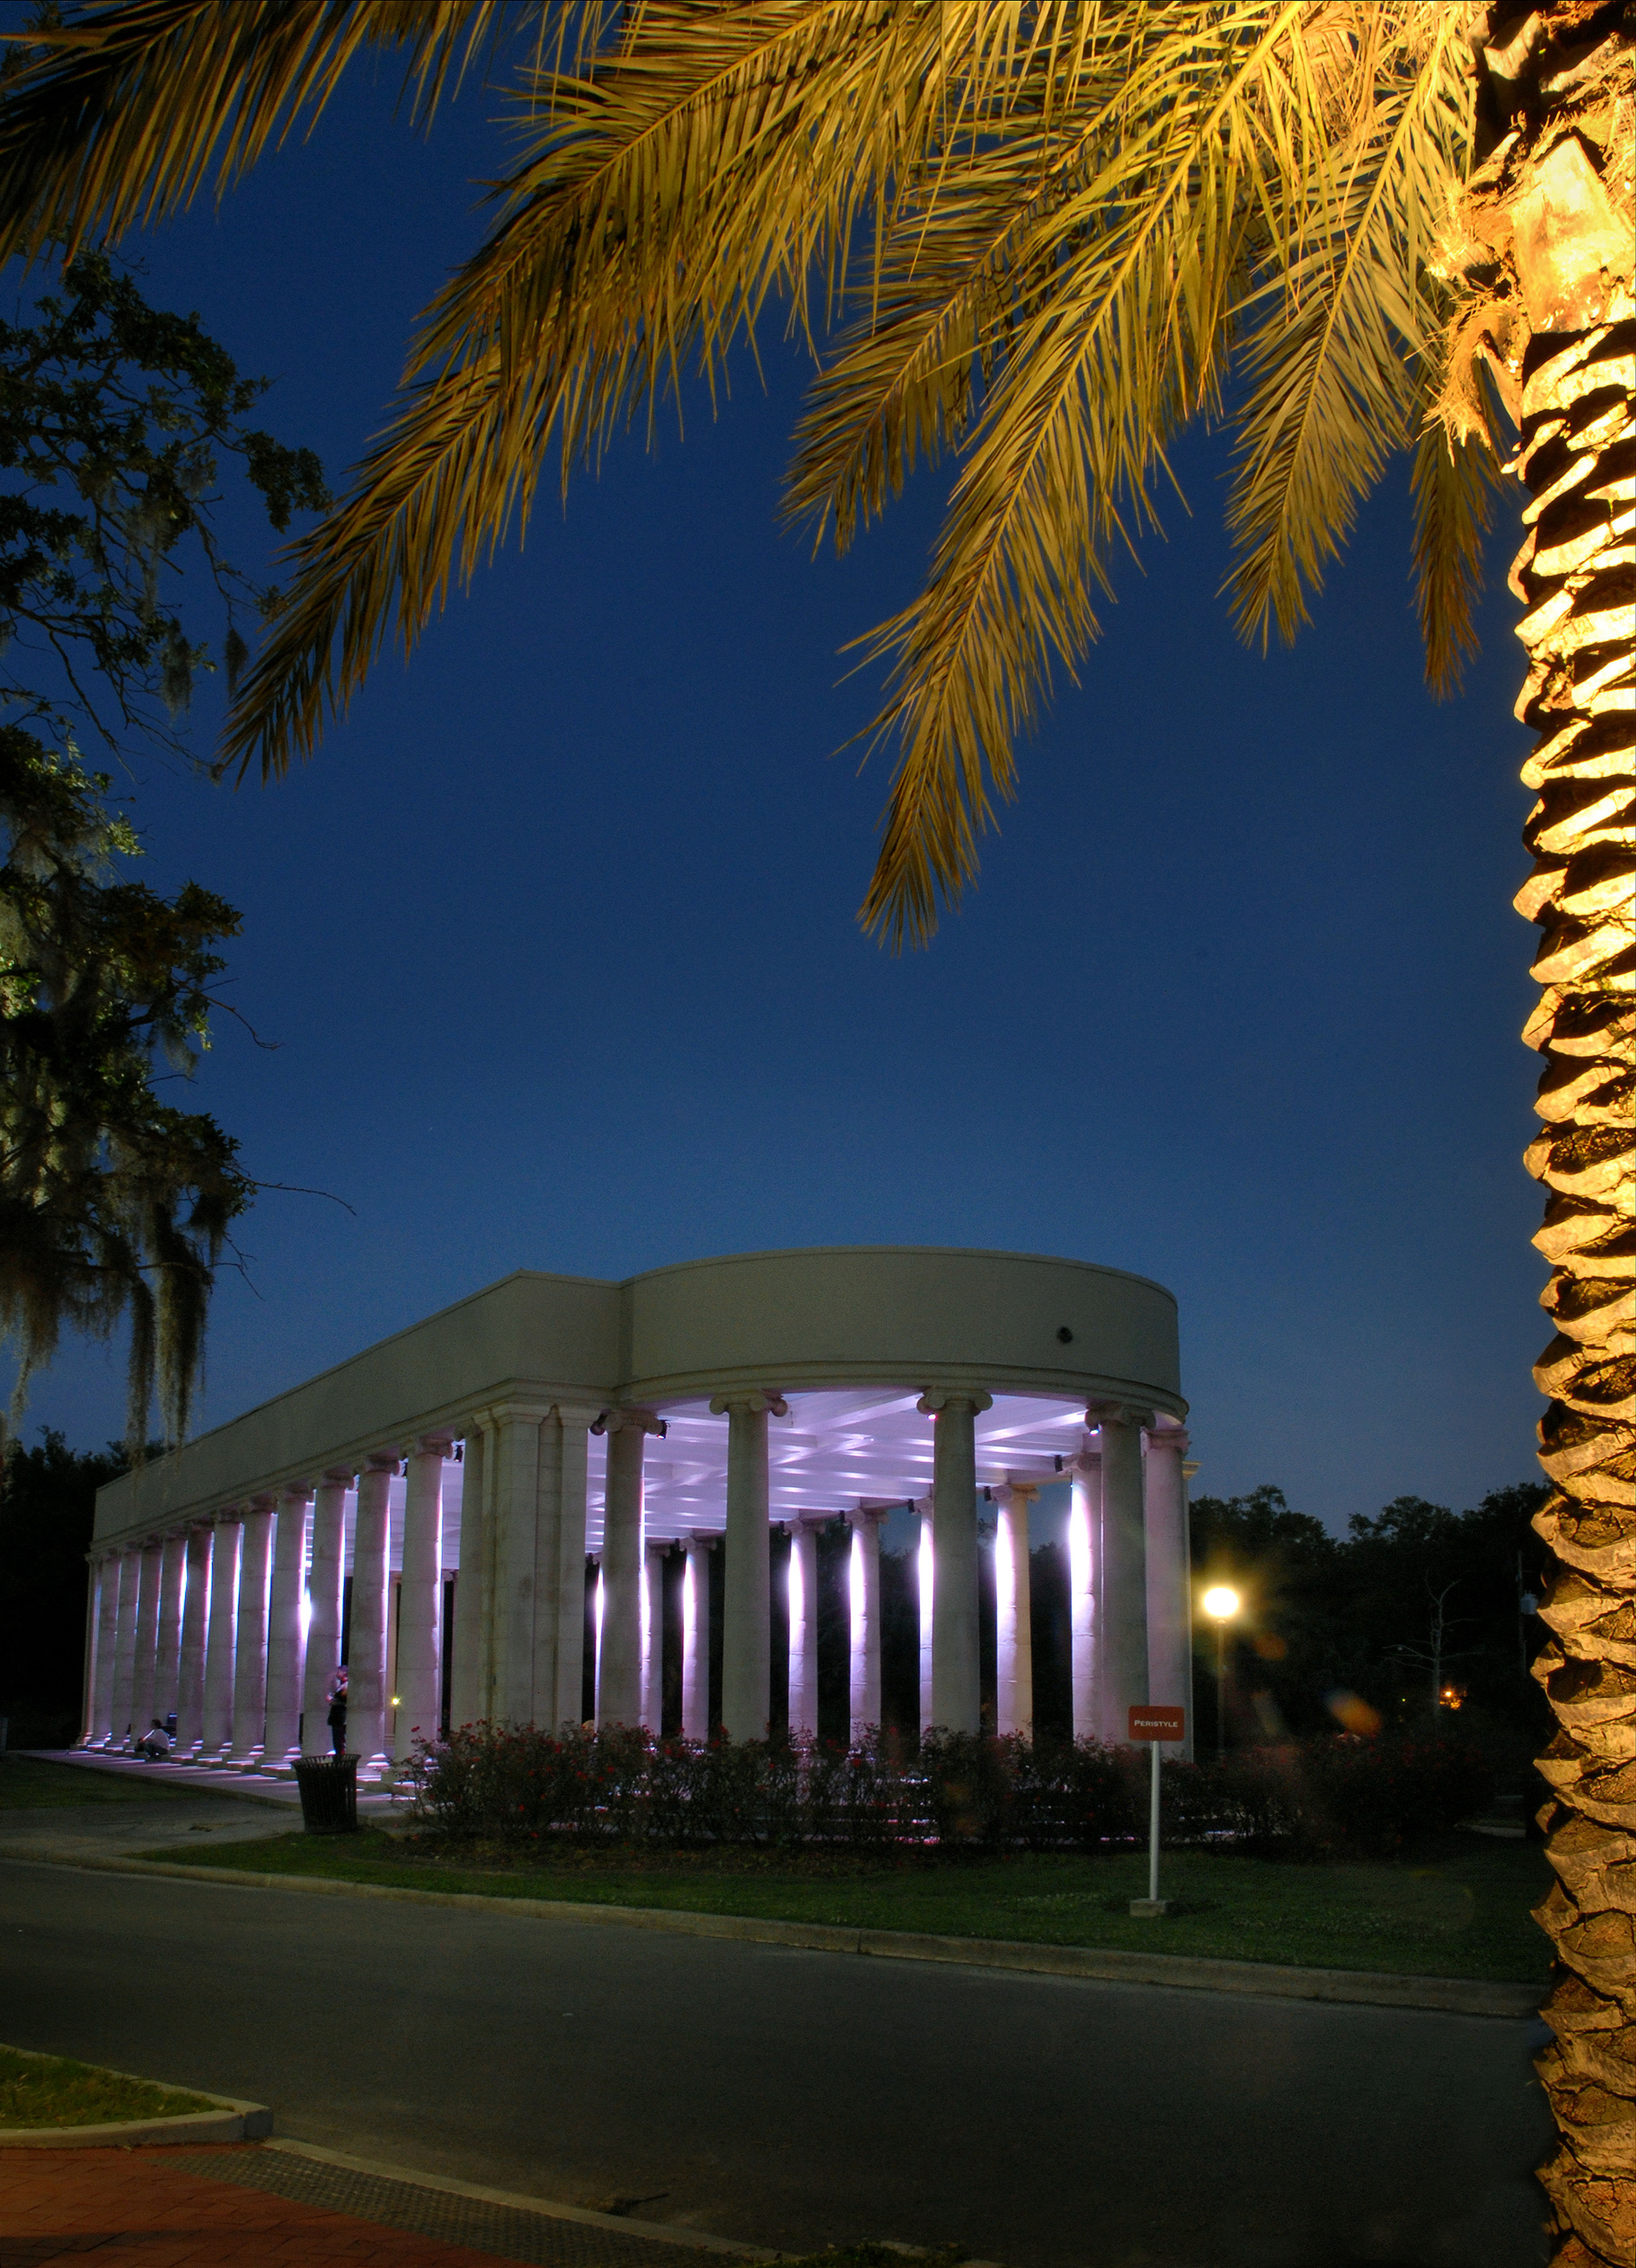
[293, 1753, 359, 1835]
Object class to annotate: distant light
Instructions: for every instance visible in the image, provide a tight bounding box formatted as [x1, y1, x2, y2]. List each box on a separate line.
[1202, 1585, 1241, 1622]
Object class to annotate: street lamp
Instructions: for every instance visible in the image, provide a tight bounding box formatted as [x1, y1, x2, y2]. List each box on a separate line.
[1201, 1585, 1241, 1764]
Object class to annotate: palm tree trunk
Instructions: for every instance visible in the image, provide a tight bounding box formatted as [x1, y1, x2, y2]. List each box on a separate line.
[1497, 14, 1634, 2249]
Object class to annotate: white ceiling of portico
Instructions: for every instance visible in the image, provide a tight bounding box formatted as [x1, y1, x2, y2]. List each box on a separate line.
[363, 1388, 1098, 1569]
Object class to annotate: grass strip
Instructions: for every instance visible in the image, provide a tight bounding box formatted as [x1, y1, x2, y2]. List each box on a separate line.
[0, 2044, 216, 2128]
[136, 1828, 1550, 1984]
[0, 1755, 196, 1810]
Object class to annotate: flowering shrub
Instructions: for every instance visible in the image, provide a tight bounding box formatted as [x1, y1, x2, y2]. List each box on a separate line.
[409, 1723, 1489, 1858]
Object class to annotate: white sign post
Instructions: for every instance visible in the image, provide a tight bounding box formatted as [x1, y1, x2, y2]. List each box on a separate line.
[1128, 1705, 1185, 1916]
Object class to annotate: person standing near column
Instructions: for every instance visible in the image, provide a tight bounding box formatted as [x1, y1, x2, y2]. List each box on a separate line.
[787, 1515, 821, 1741]
[1090, 1404, 1149, 1742]
[396, 1436, 452, 1761]
[201, 1513, 241, 1763]
[994, 1482, 1038, 1739]
[1143, 1423, 1194, 1761]
[226, 1496, 276, 1768]
[917, 1392, 992, 1735]
[301, 1470, 351, 1756]
[174, 1525, 212, 1757]
[710, 1392, 786, 1743]
[847, 1507, 887, 1745]
[263, 1485, 312, 1769]
[349, 1452, 398, 1769]
[682, 1533, 714, 1741]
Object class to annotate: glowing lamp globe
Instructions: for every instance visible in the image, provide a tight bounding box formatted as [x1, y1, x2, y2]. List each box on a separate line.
[1202, 1585, 1241, 1622]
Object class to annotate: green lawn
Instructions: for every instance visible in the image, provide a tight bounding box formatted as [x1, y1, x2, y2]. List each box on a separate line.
[139, 1828, 1550, 1985]
[0, 2044, 215, 2128]
[0, 1755, 196, 1809]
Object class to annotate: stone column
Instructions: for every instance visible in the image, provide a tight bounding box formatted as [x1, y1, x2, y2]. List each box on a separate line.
[301, 1469, 351, 1755]
[226, 1496, 276, 1766]
[918, 1392, 991, 1735]
[682, 1533, 714, 1741]
[396, 1435, 452, 1758]
[847, 1508, 887, 1744]
[642, 1543, 667, 1732]
[449, 1429, 488, 1730]
[152, 1530, 188, 1728]
[1143, 1424, 1194, 1759]
[86, 1556, 123, 1746]
[598, 1410, 660, 1728]
[994, 1482, 1039, 1739]
[787, 1516, 821, 1741]
[487, 1403, 551, 1725]
[127, 1539, 165, 1746]
[349, 1452, 398, 1767]
[711, 1392, 786, 1742]
[263, 1486, 312, 1768]
[201, 1515, 241, 1760]
[175, 1526, 213, 1755]
[1067, 1452, 1100, 1742]
[1091, 1403, 1149, 1741]
[108, 1548, 142, 1750]
[915, 1497, 934, 1734]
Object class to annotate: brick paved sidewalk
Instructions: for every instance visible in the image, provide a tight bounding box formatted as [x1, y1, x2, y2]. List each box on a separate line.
[0, 2144, 719, 2267]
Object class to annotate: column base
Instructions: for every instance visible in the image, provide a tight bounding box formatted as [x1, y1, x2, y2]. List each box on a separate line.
[1129, 1898, 1171, 1918]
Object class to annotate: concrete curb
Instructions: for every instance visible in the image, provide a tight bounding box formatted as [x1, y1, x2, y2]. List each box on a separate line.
[260, 2138, 772, 2254]
[0, 2042, 272, 2147]
[17, 1850, 1542, 2019]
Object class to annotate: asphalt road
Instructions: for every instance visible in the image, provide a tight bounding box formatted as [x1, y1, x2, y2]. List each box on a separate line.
[3, 1856, 1550, 2268]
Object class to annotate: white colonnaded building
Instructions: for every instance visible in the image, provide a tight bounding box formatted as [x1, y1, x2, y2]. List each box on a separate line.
[77, 1245, 1195, 1772]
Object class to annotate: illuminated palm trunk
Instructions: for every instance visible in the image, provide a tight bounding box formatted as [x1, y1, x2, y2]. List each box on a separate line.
[1498, 40, 1635, 2257]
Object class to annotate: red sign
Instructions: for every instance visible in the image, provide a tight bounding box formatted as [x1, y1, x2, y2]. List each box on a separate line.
[1129, 1705, 1186, 1742]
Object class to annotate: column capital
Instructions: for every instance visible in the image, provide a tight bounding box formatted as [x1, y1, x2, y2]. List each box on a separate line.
[913, 1493, 935, 1520]
[209, 1501, 246, 1527]
[792, 1511, 831, 1535]
[246, 1492, 279, 1516]
[686, 1530, 719, 1552]
[411, 1432, 456, 1460]
[319, 1466, 355, 1489]
[991, 1481, 1041, 1508]
[1065, 1449, 1101, 1478]
[551, 1401, 604, 1430]
[708, 1390, 789, 1418]
[1086, 1400, 1150, 1431]
[1143, 1424, 1192, 1457]
[847, 1504, 891, 1530]
[917, 1390, 994, 1417]
[593, 1404, 666, 1436]
[280, 1482, 315, 1507]
[362, 1449, 401, 1476]
[645, 1538, 674, 1560]
[478, 1399, 555, 1431]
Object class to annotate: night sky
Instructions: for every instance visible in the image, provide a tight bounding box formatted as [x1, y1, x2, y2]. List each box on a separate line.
[6, 30, 1548, 1530]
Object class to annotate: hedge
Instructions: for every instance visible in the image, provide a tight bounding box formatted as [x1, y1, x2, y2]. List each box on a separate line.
[408, 1724, 1491, 1860]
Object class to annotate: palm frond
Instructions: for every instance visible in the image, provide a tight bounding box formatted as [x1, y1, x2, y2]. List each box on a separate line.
[1222, 6, 1472, 646]
[0, 0, 557, 263]
[1409, 412, 1501, 697]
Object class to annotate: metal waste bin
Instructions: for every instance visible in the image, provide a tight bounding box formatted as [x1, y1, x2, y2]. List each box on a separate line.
[293, 1753, 359, 1835]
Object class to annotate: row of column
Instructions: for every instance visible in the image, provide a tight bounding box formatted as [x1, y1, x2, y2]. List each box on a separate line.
[81, 1392, 1192, 1763]
[588, 1395, 1190, 1749]
[80, 1436, 453, 1773]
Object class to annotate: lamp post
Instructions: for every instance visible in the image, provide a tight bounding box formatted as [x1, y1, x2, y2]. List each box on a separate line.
[1201, 1585, 1241, 1764]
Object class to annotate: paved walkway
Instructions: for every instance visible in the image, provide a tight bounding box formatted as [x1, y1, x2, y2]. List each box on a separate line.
[1, 1751, 406, 1867]
[0, 2145, 730, 2268]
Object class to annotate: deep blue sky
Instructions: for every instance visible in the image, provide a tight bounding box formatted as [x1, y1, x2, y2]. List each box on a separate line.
[9, 34, 1548, 1530]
